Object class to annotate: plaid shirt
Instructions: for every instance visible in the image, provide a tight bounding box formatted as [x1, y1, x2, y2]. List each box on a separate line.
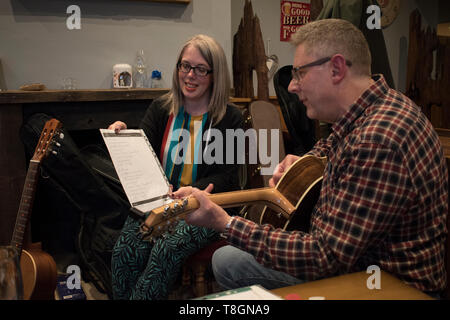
[226, 75, 448, 293]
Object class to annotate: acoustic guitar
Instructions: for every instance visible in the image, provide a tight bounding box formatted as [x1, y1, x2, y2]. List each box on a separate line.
[139, 155, 326, 241]
[10, 119, 61, 299]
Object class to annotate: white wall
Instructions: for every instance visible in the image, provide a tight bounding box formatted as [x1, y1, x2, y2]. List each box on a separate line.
[0, 0, 444, 94]
[0, 0, 232, 90]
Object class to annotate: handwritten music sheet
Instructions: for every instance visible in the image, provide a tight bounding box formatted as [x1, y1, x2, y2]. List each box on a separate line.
[100, 129, 172, 213]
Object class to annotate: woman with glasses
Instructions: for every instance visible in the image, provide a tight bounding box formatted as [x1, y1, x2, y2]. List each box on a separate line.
[109, 34, 243, 300]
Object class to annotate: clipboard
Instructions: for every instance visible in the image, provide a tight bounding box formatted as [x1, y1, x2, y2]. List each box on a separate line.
[100, 129, 172, 215]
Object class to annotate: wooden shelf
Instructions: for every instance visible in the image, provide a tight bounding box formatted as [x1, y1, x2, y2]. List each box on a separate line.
[0, 89, 281, 106]
[0, 88, 170, 104]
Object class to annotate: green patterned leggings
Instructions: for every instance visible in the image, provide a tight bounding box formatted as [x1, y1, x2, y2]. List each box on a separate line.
[111, 215, 218, 300]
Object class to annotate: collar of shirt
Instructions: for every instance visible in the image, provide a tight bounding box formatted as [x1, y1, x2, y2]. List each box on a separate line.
[331, 74, 389, 141]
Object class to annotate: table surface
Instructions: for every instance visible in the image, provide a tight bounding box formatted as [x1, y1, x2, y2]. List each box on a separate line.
[271, 271, 434, 300]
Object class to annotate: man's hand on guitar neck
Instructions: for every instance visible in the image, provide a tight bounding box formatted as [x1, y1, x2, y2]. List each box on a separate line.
[171, 183, 231, 233]
[268, 154, 300, 187]
[170, 183, 214, 199]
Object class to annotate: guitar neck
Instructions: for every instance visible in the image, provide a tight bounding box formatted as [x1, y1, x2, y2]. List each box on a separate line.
[200, 188, 294, 213]
[143, 187, 295, 235]
[11, 160, 40, 253]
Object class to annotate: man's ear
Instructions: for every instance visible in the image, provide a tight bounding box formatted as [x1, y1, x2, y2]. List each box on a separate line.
[330, 54, 347, 83]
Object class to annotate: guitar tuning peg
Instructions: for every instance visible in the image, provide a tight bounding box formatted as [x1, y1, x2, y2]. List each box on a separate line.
[52, 150, 58, 155]
[55, 142, 61, 147]
[59, 132, 65, 140]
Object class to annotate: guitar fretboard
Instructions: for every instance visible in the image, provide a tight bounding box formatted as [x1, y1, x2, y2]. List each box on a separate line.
[10, 160, 40, 253]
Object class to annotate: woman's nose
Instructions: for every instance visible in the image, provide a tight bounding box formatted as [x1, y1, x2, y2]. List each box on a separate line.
[187, 68, 196, 77]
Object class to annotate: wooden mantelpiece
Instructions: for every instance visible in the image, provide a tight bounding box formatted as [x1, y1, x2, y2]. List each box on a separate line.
[0, 88, 169, 104]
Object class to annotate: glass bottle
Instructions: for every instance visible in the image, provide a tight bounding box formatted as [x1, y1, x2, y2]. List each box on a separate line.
[134, 49, 147, 88]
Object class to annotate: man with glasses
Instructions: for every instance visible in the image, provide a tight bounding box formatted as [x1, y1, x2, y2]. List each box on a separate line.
[174, 19, 448, 297]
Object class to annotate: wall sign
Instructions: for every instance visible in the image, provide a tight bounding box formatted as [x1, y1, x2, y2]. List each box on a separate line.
[280, 1, 311, 42]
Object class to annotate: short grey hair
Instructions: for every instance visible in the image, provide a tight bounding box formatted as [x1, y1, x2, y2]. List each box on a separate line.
[291, 19, 371, 76]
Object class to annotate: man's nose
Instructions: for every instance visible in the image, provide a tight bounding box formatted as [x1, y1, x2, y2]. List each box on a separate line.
[288, 79, 300, 94]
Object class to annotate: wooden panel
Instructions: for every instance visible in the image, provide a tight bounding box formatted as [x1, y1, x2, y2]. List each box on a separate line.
[22, 100, 150, 131]
[0, 104, 26, 245]
[406, 10, 450, 129]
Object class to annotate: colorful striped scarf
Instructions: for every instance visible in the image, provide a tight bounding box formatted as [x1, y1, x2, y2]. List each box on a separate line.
[160, 107, 208, 189]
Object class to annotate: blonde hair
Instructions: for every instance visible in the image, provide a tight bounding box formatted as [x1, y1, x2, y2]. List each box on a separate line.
[291, 19, 371, 76]
[160, 34, 230, 125]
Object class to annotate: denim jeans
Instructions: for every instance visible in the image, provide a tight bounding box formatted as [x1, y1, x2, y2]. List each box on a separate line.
[212, 245, 305, 290]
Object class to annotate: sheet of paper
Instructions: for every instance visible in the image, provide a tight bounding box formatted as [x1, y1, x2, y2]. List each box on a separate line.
[195, 285, 283, 300]
[100, 129, 172, 213]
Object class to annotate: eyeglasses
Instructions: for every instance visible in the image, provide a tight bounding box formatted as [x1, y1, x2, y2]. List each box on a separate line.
[177, 62, 212, 77]
[291, 56, 352, 81]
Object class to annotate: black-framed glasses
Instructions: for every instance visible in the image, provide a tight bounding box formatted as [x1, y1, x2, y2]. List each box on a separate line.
[291, 56, 352, 81]
[177, 62, 212, 77]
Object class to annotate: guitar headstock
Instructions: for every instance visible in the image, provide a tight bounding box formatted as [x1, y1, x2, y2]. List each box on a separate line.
[31, 119, 64, 162]
[139, 197, 196, 242]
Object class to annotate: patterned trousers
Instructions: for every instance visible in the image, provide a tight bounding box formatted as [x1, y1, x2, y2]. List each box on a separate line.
[111, 215, 218, 300]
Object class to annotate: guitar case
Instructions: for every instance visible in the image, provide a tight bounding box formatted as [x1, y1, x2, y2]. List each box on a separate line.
[20, 113, 130, 299]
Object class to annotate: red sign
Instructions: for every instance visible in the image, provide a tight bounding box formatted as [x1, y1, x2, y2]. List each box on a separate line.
[280, 1, 311, 42]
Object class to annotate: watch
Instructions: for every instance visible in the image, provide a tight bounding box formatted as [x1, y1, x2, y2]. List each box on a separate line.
[224, 218, 232, 232]
[220, 217, 233, 238]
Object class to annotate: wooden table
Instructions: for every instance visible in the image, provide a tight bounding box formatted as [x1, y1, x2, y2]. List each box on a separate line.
[271, 271, 433, 300]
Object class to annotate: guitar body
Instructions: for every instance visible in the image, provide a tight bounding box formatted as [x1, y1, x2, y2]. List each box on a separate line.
[20, 243, 57, 300]
[259, 155, 325, 231]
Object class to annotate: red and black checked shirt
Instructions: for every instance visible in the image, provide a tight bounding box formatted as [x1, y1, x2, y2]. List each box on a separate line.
[226, 75, 448, 293]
